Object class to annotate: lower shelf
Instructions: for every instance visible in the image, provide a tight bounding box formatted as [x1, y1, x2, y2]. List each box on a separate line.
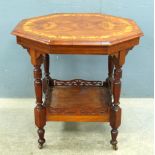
[45, 86, 111, 122]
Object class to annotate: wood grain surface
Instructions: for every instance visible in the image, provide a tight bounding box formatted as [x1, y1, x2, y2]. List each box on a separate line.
[12, 13, 143, 46]
[46, 86, 111, 116]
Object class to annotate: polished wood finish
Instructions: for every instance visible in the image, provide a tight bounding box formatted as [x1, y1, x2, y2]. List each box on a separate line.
[12, 13, 143, 46]
[46, 86, 111, 115]
[44, 81, 111, 122]
[110, 65, 122, 150]
[42, 54, 53, 93]
[103, 55, 114, 93]
[46, 114, 110, 122]
[33, 62, 46, 149]
[16, 36, 140, 55]
[12, 13, 143, 150]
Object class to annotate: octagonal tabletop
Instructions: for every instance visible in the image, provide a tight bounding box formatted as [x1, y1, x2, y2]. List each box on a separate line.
[12, 13, 143, 46]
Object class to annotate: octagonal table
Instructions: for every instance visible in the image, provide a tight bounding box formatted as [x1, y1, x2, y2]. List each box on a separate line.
[12, 13, 143, 150]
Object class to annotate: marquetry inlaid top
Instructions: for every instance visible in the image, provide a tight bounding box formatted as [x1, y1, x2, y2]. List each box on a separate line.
[12, 13, 143, 46]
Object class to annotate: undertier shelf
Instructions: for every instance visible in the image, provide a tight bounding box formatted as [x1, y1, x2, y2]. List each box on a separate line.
[45, 86, 111, 122]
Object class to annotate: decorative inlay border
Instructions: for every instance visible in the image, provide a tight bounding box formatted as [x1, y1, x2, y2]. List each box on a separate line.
[22, 14, 133, 40]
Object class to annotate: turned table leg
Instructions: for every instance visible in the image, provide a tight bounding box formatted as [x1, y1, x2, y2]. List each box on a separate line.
[108, 56, 114, 80]
[43, 54, 53, 93]
[110, 64, 122, 150]
[103, 56, 114, 93]
[108, 55, 114, 93]
[34, 64, 46, 149]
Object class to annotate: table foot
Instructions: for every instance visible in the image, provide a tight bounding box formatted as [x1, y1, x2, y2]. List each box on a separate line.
[111, 142, 118, 150]
[38, 144, 43, 149]
[37, 128, 45, 149]
[110, 129, 118, 150]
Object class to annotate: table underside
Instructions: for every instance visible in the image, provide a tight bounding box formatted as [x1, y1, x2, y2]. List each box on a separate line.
[44, 79, 111, 122]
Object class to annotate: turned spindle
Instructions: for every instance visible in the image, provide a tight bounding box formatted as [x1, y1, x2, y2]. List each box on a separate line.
[110, 65, 122, 150]
[34, 64, 46, 149]
[43, 54, 53, 94]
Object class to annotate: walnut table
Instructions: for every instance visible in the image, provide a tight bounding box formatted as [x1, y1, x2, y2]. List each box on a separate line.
[12, 13, 143, 150]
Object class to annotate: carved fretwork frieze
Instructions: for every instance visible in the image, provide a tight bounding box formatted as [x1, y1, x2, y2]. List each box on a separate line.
[53, 79, 103, 87]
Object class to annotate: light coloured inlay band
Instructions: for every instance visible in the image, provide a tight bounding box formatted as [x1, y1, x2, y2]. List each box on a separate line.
[23, 14, 133, 40]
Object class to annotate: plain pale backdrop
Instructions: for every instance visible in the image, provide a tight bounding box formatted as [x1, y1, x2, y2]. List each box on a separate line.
[0, 0, 153, 98]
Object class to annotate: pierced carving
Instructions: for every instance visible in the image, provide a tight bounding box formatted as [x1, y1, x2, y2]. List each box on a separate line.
[53, 79, 103, 86]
